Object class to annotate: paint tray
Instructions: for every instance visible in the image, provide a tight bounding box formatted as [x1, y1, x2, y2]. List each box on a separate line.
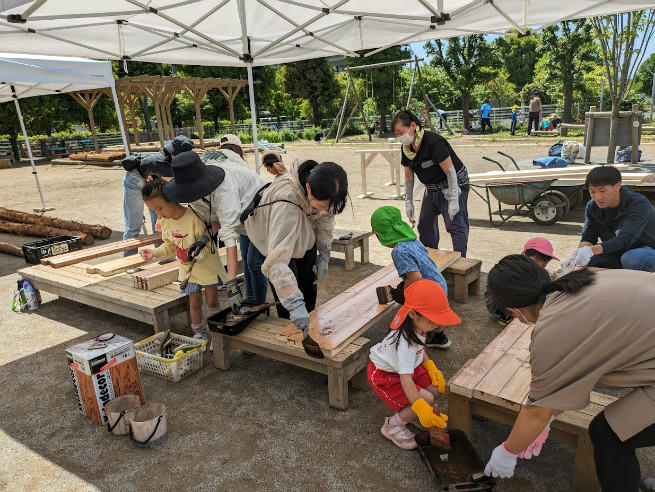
[416, 429, 487, 484]
[207, 300, 272, 336]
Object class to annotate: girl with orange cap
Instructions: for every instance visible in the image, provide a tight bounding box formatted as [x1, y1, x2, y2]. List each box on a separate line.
[368, 279, 461, 450]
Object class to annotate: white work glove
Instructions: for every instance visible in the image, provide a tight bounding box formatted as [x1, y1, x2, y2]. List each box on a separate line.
[313, 241, 331, 284]
[561, 246, 593, 271]
[444, 167, 461, 221]
[284, 292, 310, 337]
[484, 442, 519, 479]
[404, 179, 415, 227]
[520, 415, 556, 459]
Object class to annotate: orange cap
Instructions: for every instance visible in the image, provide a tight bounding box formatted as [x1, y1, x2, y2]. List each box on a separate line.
[390, 279, 461, 330]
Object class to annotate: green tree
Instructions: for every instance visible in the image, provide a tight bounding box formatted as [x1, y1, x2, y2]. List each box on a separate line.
[493, 33, 540, 89]
[635, 52, 655, 95]
[538, 21, 599, 123]
[484, 72, 518, 107]
[282, 58, 341, 125]
[425, 35, 497, 130]
[592, 10, 655, 162]
[347, 45, 413, 133]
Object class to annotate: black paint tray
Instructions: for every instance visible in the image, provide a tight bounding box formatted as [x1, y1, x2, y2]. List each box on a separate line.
[207, 300, 272, 336]
[416, 430, 488, 485]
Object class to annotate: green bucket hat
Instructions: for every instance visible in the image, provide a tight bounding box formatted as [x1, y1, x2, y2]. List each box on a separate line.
[371, 206, 417, 246]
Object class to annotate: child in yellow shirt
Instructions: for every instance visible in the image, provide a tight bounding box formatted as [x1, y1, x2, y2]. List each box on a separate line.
[140, 177, 227, 339]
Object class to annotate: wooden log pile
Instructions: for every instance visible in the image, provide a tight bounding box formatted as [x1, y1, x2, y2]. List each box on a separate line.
[67, 151, 126, 162]
[0, 207, 113, 249]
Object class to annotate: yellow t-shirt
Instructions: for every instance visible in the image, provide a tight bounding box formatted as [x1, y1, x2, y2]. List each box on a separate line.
[153, 207, 227, 286]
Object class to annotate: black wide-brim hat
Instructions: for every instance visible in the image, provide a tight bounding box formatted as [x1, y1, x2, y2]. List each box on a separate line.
[163, 151, 225, 203]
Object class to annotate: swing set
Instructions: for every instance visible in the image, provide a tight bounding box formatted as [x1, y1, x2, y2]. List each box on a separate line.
[326, 56, 454, 142]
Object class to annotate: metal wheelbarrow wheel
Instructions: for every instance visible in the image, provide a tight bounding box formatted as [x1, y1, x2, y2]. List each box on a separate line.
[529, 193, 565, 226]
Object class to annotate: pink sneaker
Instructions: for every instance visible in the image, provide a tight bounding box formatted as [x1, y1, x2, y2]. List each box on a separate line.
[381, 417, 417, 450]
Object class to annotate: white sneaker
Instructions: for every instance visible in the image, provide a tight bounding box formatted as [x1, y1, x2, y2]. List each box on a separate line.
[381, 418, 417, 450]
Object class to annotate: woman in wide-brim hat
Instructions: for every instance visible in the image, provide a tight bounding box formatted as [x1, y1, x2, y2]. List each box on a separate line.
[163, 151, 268, 312]
[244, 159, 348, 359]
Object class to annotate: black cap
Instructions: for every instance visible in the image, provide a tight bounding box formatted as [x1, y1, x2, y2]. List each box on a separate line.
[163, 151, 225, 203]
[164, 135, 195, 156]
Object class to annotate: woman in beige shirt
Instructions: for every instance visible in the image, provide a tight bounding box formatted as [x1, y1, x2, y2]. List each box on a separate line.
[484, 254, 655, 491]
[244, 159, 348, 358]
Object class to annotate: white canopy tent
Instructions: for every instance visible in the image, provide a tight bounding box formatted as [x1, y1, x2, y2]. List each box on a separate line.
[0, 0, 652, 170]
[0, 53, 129, 211]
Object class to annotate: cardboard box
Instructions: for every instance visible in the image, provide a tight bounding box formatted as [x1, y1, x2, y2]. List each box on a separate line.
[66, 333, 145, 425]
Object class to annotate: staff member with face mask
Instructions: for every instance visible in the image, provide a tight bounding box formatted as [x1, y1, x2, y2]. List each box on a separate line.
[484, 254, 655, 491]
[392, 109, 470, 257]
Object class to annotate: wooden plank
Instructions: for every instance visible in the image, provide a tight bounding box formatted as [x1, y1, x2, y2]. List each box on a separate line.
[86, 255, 146, 276]
[132, 261, 179, 290]
[42, 234, 161, 267]
[276, 323, 301, 342]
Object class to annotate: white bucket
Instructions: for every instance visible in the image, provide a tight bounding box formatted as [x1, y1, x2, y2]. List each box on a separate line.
[104, 394, 141, 436]
[129, 403, 167, 447]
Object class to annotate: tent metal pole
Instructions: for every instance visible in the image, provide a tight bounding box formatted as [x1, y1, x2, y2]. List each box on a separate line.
[247, 65, 260, 174]
[12, 90, 53, 212]
[110, 84, 131, 154]
[650, 68, 655, 122]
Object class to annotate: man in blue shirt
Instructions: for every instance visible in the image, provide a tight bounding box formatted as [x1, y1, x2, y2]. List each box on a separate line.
[562, 166, 655, 272]
[480, 99, 493, 134]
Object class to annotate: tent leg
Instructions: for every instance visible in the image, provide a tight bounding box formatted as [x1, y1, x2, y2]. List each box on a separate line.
[13, 97, 53, 212]
[111, 85, 131, 155]
[247, 65, 260, 174]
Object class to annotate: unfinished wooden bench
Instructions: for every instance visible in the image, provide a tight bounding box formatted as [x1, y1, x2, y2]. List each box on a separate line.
[209, 316, 371, 410]
[18, 262, 190, 333]
[447, 319, 616, 490]
[331, 228, 371, 271]
[442, 257, 481, 304]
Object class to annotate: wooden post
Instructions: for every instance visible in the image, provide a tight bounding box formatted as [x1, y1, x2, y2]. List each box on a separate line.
[70, 91, 104, 152]
[584, 106, 596, 164]
[446, 392, 472, 438]
[220, 84, 242, 135]
[415, 58, 437, 133]
[349, 72, 372, 142]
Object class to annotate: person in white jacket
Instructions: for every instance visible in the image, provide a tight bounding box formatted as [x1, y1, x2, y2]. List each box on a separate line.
[244, 159, 348, 358]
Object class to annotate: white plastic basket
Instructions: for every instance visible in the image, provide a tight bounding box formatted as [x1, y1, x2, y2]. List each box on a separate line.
[134, 332, 207, 383]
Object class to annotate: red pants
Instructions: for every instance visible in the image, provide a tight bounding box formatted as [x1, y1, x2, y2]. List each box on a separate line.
[367, 361, 432, 412]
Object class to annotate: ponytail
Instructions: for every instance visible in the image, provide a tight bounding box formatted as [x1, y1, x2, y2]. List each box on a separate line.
[142, 176, 167, 201]
[392, 109, 423, 131]
[488, 254, 595, 309]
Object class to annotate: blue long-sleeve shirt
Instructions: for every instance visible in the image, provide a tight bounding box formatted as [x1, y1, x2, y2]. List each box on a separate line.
[581, 187, 655, 254]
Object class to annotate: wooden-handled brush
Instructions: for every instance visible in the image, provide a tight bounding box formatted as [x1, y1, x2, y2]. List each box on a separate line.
[180, 258, 197, 291]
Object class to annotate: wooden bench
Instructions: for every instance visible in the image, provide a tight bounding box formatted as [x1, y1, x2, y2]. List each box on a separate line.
[18, 262, 190, 333]
[442, 257, 481, 304]
[447, 319, 616, 490]
[209, 316, 371, 410]
[0, 139, 15, 163]
[331, 228, 371, 271]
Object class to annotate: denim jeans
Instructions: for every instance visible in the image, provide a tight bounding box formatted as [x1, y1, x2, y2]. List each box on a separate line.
[589, 246, 655, 272]
[123, 170, 158, 256]
[238, 234, 268, 302]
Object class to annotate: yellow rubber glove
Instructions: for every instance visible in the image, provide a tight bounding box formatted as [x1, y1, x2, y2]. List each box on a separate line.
[411, 398, 449, 429]
[422, 359, 446, 394]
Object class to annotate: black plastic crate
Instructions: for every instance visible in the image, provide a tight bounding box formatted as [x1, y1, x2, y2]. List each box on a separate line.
[21, 235, 82, 264]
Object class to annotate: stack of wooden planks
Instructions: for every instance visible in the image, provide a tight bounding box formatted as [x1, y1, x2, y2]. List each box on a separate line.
[41, 234, 161, 267]
[132, 261, 179, 290]
[0, 207, 113, 251]
[277, 249, 461, 357]
[468, 164, 651, 185]
[86, 255, 147, 276]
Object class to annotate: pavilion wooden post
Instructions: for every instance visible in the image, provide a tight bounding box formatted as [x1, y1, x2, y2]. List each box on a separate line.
[183, 79, 211, 147]
[70, 90, 104, 152]
[219, 84, 243, 135]
[114, 90, 132, 153]
[124, 90, 143, 145]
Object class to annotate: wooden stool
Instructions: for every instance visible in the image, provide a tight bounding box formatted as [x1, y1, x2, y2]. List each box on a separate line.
[442, 258, 481, 304]
[331, 229, 371, 271]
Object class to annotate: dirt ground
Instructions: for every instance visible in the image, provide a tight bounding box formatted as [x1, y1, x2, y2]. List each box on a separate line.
[0, 135, 653, 492]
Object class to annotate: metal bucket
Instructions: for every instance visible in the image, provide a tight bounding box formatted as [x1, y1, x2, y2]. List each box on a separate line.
[129, 403, 167, 447]
[104, 394, 141, 436]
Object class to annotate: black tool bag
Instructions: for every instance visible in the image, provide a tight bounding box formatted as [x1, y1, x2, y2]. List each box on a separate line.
[240, 183, 272, 224]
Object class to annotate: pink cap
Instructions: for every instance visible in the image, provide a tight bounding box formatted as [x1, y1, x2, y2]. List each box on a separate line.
[522, 237, 558, 260]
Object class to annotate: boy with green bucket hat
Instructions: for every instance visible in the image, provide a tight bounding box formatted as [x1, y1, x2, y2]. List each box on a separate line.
[371, 206, 451, 348]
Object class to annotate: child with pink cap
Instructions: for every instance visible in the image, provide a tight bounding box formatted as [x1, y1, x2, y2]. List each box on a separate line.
[484, 237, 558, 326]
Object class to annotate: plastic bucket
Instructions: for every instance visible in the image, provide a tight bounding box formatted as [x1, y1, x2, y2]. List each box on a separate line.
[104, 394, 141, 436]
[129, 403, 167, 447]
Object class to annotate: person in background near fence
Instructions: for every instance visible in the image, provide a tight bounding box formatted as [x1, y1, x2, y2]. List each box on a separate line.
[140, 177, 227, 340]
[526, 91, 542, 136]
[371, 206, 451, 349]
[484, 255, 655, 492]
[244, 159, 348, 359]
[163, 151, 269, 310]
[368, 280, 459, 451]
[437, 109, 447, 131]
[510, 105, 519, 136]
[561, 166, 655, 273]
[393, 109, 470, 257]
[480, 99, 493, 134]
[550, 113, 562, 130]
[484, 237, 558, 326]
[123, 135, 194, 256]
[262, 150, 287, 179]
